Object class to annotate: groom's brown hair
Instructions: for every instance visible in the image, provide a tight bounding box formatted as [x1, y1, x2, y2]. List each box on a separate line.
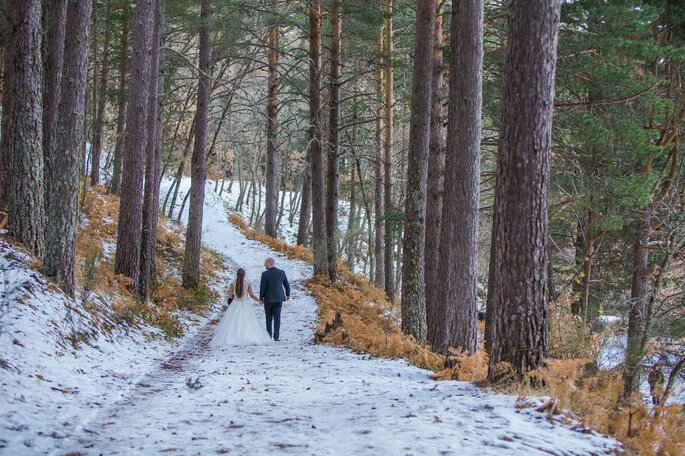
[236, 268, 246, 298]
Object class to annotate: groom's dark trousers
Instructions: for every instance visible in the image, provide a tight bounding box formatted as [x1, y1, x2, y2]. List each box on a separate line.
[264, 302, 282, 340]
[260, 266, 290, 341]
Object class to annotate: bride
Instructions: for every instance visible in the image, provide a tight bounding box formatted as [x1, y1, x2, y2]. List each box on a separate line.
[210, 268, 273, 346]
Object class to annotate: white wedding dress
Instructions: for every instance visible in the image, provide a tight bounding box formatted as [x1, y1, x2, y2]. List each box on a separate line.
[210, 283, 273, 347]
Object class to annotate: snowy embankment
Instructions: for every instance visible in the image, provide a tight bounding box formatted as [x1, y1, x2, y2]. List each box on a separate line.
[1, 177, 620, 455]
[0, 240, 221, 453]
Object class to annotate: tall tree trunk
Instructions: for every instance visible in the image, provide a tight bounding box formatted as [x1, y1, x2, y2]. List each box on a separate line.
[432, 0, 483, 354]
[296, 11, 317, 248]
[345, 156, 358, 270]
[43, 0, 93, 297]
[296, 153, 312, 246]
[325, 0, 342, 281]
[90, 2, 112, 186]
[114, 0, 154, 285]
[486, 0, 561, 380]
[2, 0, 45, 257]
[383, 0, 395, 301]
[424, 3, 445, 344]
[572, 211, 594, 323]
[309, 0, 327, 277]
[264, 0, 279, 238]
[109, 0, 130, 196]
[373, 30, 385, 288]
[623, 203, 652, 397]
[400, 0, 435, 344]
[139, 0, 163, 299]
[41, 0, 67, 214]
[182, 0, 211, 289]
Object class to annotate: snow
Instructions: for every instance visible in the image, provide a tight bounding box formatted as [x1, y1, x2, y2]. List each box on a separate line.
[0, 237, 210, 453]
[0, 178, 622, 455]
[192, 178, 367, 271]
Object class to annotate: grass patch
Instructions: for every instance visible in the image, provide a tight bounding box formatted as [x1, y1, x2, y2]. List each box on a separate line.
[75, 185, 221, 338]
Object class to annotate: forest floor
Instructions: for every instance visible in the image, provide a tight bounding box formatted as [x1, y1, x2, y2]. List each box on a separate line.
[1, 181, 621, 455]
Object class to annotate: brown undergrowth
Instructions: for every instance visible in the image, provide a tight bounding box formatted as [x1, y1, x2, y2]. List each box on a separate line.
[76, 185, 220, 338]
[229, 212, 685, 455]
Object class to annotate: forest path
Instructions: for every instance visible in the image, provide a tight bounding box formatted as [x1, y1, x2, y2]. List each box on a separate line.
[59, 184, 619, 456]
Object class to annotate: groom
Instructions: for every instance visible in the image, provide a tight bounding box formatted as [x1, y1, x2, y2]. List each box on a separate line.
[259, 257, 290, 341]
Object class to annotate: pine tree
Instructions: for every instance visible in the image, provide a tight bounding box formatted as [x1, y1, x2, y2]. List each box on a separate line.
[41, 0, 67, 213]
[264, 0, 280, 238]
[325, 0, 342, 281]
[432, 0, 484, 354]
[309, 0, 327, 277]
[486, 0, 561, 380]
[400, 0, 435, 344]
[90, 1, 113, 186]
[114, 0, 155, 285]
[43, 0, 93, 297]
[2, 0, 45, 257]
[109, 0, 131, 196]
[182, 0, 212, 289]
[139, 0, 164, 298]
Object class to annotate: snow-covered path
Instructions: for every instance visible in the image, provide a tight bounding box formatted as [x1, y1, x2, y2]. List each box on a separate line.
[54, 184, 619, 455]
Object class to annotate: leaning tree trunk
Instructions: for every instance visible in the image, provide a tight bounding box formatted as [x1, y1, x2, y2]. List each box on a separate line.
[400, 0, 435, 344]
[325, 0, 342, 281]
[182, 0, 211, 289]
[41, 0, 67, 214]
[432, 0, 483, 355]
[43, 0, 93, 297]
[373, 29, 385, 288]
[309, 0, 327, 277]
[110, 0, 130, 196]
[486, 0, 561, 381]
[114, 0, 154, 286]
[383, 0, 395, 302]
[424, 3, 445, 344]
[2, 0, 45, 257]
[264, 0, 280, 238]
[139, 0, 163, 299]
[90, 2, 112, 186]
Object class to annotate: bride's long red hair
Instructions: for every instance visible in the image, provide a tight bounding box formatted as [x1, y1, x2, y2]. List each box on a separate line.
[235, 268, 245, 298]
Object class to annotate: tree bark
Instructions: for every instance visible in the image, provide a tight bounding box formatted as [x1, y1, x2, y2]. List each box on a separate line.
[2, 0, 45, 257]
[400, 0, 435, 344]
[325, 0, 342, 281]
[264, 0, 280, 238]
[623, 203, 652, 397]
[114, 0, 154, 286]
[309, 0, 327, 277]
[424, 3, 445, 344]
[90, 2, 113, 186]
[373, 30, 385, 288]
[41, 0, 67, 214]
[486, 0, 561, 380]
[296, 152, 312, 246]
[182, 0, 211, 289]
[109, 0, 130, 196]
[383, 0, 395, 302]
[139, 0, 163, 299]
[432, 0, 483, 354]
[297, 1, 321, 248]
[43, 0, 93, 297]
